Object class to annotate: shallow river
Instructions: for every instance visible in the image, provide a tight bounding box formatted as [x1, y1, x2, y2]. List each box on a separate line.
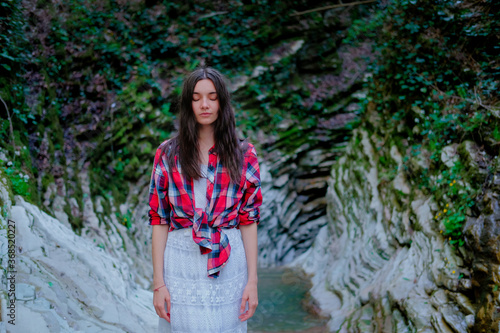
[248, 267, 327, 333]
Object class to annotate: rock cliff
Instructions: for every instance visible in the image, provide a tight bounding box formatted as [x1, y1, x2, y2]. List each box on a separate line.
[0, 171, 157, 332]
[291, 109, 500, 331]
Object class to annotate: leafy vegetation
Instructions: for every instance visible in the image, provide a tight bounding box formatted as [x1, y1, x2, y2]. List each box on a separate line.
[1, 0, 497, 246]
[1, 0, 369, 229]
[355, 0, 499, 246]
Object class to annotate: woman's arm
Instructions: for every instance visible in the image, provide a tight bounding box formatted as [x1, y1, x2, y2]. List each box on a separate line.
[237, 143, 262, 321]
[152, 224, 171, 322]
[239, 222, 258, 321]
[240, 222, 258, 283]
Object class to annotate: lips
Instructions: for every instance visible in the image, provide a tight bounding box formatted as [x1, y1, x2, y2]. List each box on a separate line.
[200, 113, 212, 117]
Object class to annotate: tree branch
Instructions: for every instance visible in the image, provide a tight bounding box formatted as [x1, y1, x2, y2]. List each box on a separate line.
[0, 95, 17, 162]
[290, 0, 378, 16]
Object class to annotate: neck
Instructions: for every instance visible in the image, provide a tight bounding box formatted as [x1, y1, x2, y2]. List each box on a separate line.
[198, 125, 215, 149]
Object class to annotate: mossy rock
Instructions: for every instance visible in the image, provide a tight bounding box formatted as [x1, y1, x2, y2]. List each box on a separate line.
[457, 140, 489, 185]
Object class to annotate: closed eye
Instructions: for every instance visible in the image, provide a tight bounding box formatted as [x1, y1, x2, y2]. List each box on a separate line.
[193, 91, 217, 101]
[192, 97, 217, 102]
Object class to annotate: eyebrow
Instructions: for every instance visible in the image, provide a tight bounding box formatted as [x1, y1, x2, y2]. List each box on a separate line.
[193, 91, 217, 95]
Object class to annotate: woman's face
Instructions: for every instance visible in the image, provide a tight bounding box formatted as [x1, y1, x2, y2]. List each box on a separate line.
[192, 79, 219, 127]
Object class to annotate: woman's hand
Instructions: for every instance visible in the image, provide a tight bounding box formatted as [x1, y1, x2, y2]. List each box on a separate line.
[153, 285, 171, 323]
[239, 281, 258, 321]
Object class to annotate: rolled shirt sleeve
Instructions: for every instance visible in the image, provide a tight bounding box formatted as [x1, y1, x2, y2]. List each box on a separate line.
[238, 145, 263, 226]
[148, 145, 171, 226]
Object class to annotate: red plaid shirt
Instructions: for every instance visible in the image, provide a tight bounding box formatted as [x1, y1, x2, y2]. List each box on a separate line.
[148, 139, 262, 278]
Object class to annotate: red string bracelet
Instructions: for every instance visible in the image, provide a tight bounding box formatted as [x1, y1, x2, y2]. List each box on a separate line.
[154, 284, 166, 292]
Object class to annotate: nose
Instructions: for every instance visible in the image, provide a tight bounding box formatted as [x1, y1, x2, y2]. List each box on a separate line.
[201, 97, 209, 109]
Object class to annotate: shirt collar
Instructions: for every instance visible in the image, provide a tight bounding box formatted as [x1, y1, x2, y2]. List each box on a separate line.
[208, 143, 216, 154]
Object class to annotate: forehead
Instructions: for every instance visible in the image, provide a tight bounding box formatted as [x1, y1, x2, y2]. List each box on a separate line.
[193, 79, 217, 93]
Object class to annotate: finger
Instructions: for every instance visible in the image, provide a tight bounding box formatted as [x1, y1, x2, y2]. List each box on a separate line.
[240, 295, 247, 314]
[158, 301, 169, 321]
[166, 297, 171, 323]
[249, 299, 258, 316]
[239, 299, 257, 321]
[239, 311, 250, 321]
[154, 302, 163, 316]
[247, 307, 256, 319]
[238, 306, 251, 321]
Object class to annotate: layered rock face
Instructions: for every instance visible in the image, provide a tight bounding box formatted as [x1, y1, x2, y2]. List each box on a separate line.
[0, 173, 157, 332]
[253, 44, 370, 268]
[257, 129, 360, 267]
[258, 150, 331, 267]
[291, 116, 500, 331]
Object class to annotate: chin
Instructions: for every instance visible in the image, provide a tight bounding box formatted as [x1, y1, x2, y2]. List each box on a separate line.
[198, 121, 216, 127]
[197, 118, 217, 126]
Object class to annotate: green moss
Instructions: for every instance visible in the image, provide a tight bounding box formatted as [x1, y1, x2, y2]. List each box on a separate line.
[63, 202, 83, 233]
[411, 214, 423, 232]
[129, 194, 139, 207]
[41, 173, 55, 193]
[101, 196, 112, 217]
[0, 170, 14, 206]
[72, 174, 84, 212]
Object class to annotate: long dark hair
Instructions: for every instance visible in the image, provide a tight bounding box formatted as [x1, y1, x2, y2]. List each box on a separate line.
[163, 67, 246, 183]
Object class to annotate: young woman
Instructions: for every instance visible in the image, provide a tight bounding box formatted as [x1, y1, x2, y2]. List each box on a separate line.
[148, 67, 262, 332]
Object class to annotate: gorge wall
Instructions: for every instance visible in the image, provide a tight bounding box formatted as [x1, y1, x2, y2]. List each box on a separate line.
[0, 169, 157, 332]
[291, 109, 500, 332]
[288, 0, 500, 331]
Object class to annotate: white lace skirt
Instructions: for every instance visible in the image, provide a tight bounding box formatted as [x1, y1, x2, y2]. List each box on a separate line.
[157, 227, 248, 333]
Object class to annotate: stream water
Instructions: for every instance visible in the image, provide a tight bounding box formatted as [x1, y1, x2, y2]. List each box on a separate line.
[248, 267, 327, 333]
